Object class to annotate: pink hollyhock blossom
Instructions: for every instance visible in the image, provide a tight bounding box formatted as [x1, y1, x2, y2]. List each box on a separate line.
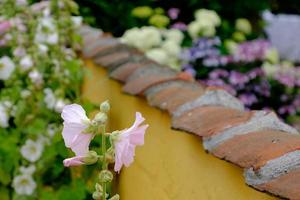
[63, 156, 85, 167]
[114, 112, 148, 173]
[61, 104, 94, 167]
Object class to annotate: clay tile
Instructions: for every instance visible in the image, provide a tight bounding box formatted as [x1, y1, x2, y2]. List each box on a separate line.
[145, 80, 205, 113]
[253, 168, 300, 200]
[94, 51, 132, 69]
[110, 59, 155, 82]
[173, 89, 244, 117]
[203, 111, 298, 152]
[172, 106, 252, 137]
[212, 130, 300, 169]
[123, 65, 178, 95]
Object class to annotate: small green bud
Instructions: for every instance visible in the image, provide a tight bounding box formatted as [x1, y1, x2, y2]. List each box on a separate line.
[99, 170, 113, 183]
[100, 100, 110, 113]
[95, 183, 102, 192]
[94, 112, 107, 124]
[106, 147, 115, 163]
[92, 191, 102, 200]
[82, 151, 98, 165]
[109, 194, 120, 200]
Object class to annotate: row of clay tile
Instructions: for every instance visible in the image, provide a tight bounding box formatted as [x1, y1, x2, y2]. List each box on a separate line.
[79, 25, 300, 199]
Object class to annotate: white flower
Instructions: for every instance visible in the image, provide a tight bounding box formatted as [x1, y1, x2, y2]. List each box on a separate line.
[20, 139, 44, 162]
[0, 56, 15, 80]
[37, 44, 48, 53]
[195, 9, 221, 26]
[20, 165, 36, 175]
[47, 33, 58, 44]
[13, 47, 26, 57]
[71, 16, 83, 27]
[21, 90, 31, 98]
[187, 21, 201, 39]
[20, 55, 33, 71]
[265, 47, 279, 64]
[37, 134, 50, 145]
[161, 40, 181, 57]
[0, 103, 9, 128]
[12, 174, 36, 195]
[29, 70, 43, 85]
[164, 29, 184, 44]
[16, 0, 27, 6]
[146, 48, 169, 65]
[121, 26, 161, 51]
[43, 88, 56, 109]
[54, 99, 66, 113]
[34, 17, 58, 45]
[235, 18, 252, 35]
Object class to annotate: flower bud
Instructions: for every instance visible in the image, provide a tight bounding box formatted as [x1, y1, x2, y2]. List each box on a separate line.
[99, 170, 113, 183]
[92, 191, 102, 200]
[95, 183, 102, 192]
[100, 100, 110, 113]
[82, 151, 98, 165]
[109, 194, 120, 200]
[105, 147, 115, 163]
[94, 112, 107, 124]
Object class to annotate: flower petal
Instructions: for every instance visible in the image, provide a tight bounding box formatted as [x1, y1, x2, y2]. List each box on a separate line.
[61, 104, 89, 124]
[129, 124, 148, 145]
[62, 122, 87, 147]
[70, 133, 95, 156]
[63, 156, 85, 167]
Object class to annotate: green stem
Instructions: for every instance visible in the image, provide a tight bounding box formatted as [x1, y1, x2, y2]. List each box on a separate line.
[101, 125, 107, 200]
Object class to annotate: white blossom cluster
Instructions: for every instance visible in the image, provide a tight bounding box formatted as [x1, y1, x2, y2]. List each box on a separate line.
[187, 9, 221, 39]
[120, 26, 184, 70]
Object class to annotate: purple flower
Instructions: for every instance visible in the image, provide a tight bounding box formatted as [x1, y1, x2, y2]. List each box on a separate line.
[229, 71, 250, 86]
[209, 69, 229, 79]
[275, 73, 296, 88]
[234, 39, 271, 62]
[239, 93, 258, 106]
[247, 68, 265, 79]
[168, 8, 180, 20]
[278, 105, 296, 115]
[171, 22, 187, 31]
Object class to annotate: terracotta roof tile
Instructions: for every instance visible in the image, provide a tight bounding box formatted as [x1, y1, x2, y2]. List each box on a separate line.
[123, 65, 179, 95]
[173, 88, 244, 117]
[109, 60, 155, 82]
[145, 80, 205, 113]
[172, 106, 252, 137]
[253, 168, 300, 200]
[212, 130, 300, 169]
[203, 111, 298, 151]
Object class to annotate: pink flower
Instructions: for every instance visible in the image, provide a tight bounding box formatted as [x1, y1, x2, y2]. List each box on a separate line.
[114, 112, 148, 173]
[0, 21, 11, 35]
[61, 104, 94, 167]
[63, 156, 85, 167]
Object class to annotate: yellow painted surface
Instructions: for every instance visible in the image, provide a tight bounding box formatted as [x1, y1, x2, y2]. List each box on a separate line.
[82, 59, 277, 200]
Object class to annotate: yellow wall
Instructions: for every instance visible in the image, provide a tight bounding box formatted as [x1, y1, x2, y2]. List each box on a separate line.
[82, 59, 276, 200]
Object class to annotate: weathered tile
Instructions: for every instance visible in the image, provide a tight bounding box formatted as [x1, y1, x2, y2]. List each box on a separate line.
[245, 150, 300, 186]
[173, 88, 244, 117]
[123, 65, 179, 95]
[172, 106, 252, 137]
[253, 168, 300, 200]
[212, 130, 300, 169]
[203, 111, 298, 151]
[82, 37, 118, 58]
[109, 59, 155, 82]
[145, 80, 205, 113]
